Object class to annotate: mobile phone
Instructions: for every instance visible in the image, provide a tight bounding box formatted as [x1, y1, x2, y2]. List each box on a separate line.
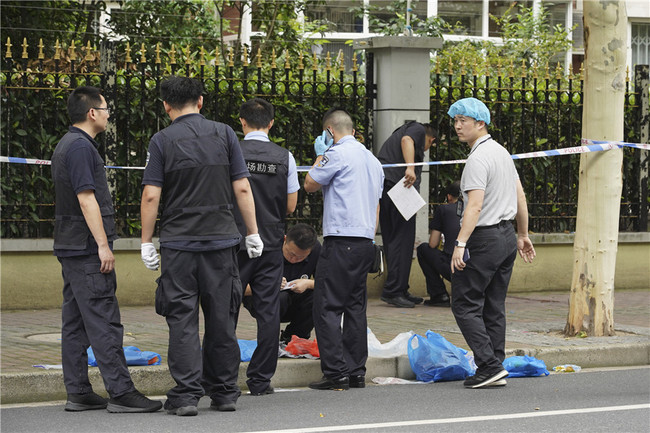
[463, 248, 470, 262]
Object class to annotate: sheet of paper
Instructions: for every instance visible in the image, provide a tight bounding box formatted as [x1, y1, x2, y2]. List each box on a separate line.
[386, 177, 426, 221]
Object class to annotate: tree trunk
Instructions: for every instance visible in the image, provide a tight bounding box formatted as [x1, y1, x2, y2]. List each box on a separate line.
[564, 1, 627, 337]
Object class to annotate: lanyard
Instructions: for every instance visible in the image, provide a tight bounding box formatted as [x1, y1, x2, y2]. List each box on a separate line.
[468, 135, 492, 156]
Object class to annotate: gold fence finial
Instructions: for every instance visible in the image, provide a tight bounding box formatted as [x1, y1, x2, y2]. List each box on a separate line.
[312, 52, 318, 71]
[338, 50, 345, 72]
[555, 62, 562, 80]
[155, 43, 161, 64]
[54, 39, 61, 60]
[299, 51, 305, 70]
[544, 63, 550, 79]
[325, 51, 331, 71]
[285, 50, 291, 70]
[84, 41, 94, 61]
[256, 48, 262, 68]
[242, 46, 249, 67]
[472, 58, 479, 76]
[484, 59, 489, 77]
[214, 47, 220, 67]
[352, 52, 357, 72]
[460, 57, 466, 75]
[5, 37, 12, 59]
[532, 62, 538, 79]
[579, 62, 584, 81]
[185, 44, 191, 65]
[270, 48, 276, 69]
[520, 59, 527, 78]
[199, 46, 206, 66]
[140, 43, 147, 64]
[496, 59, 502, 77]
[69, 40, 77, 61]
[508, 60, 515, 78]
[626, 65, 630, 82]
[228, 46, 234, 67]
[38, 39, 45, 60]
[21, 37, 29, 59]
[169, 44, 177, 64]
[447, 57, 453, 75]
[125, 41, 132, 63]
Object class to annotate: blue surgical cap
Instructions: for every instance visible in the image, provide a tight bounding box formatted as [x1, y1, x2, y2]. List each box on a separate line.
[447, 97, 491, 125]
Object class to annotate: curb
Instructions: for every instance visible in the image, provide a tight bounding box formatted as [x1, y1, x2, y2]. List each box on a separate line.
[2, 343, 649, 405]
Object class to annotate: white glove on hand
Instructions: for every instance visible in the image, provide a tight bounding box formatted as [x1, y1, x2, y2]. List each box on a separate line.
[245, 234, 264, 258]
[141, 242, 160, 271]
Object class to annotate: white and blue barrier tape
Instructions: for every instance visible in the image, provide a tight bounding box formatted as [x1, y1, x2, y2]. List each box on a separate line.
[1, 139, 647, 172]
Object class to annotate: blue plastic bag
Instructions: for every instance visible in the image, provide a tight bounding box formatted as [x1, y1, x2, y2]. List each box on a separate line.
[238, 339, 257, 362]
[503, 355, 550, 378]
[407, 331, 476, 382]
[87, 346, 161, 366]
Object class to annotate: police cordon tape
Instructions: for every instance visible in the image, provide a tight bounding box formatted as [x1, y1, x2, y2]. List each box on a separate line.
[1, 139, 648, 172]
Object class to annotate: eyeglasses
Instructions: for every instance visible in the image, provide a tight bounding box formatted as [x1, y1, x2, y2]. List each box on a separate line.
[90, 107, 110, 115]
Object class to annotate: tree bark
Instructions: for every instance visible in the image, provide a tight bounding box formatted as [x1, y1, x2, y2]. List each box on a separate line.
[565, 1, 627, 337]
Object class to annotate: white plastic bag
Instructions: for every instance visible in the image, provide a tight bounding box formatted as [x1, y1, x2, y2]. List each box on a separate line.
[367, 327, 414, 358]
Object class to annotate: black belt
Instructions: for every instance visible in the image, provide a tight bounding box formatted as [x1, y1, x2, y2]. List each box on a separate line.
[474, 220, 512, 231]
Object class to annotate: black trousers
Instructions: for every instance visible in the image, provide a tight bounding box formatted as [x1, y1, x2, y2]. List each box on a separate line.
[158, 247, 241, 407]
[59, 254, 134, 397]
[379, 189, 416, 298]
[313, 237, 374, 379]
[416, 244, 452, 298]
[279, 289, 314, 341]
[450, 223, 517, 373]
[237, 249, 283, 394]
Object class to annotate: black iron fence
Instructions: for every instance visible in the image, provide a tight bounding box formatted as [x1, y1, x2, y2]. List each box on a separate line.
[1, 39, 648, 238]
[1, 40, 369, 238]
[428, 60, 649, 233]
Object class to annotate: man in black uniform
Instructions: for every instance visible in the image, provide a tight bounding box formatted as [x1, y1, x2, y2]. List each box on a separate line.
[52, 86, 161, 413]
[141, 77, 262, 416]
[416, 181, 461, 307]
[243, 224, 320, 343]
[378, 122, 437, 308]
[235, 98, 299, 396]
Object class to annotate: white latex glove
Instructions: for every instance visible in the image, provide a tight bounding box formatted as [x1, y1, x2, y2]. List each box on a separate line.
[141, 242, 160, 271]
[245, 234, 264, 258]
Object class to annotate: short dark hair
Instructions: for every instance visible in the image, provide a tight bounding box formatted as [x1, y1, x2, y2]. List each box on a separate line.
[286, 223, 318, 251]
[239, 98, 274, 129]
[446, 180, 461, 198]
[67, 86, 103, 124]
[422, 123, 438, 140]
[160, 76, 203, 110]
[322, 108, 353, 133]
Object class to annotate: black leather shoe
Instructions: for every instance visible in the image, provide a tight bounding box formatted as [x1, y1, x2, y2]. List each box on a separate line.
[309, 376, 350, 391]
[404, 292, 424, 304]
[381, 296, 415, 308]
[349, 375, 366, 388]
[250, 386, 274, 396]
[423, 294, 450, 307]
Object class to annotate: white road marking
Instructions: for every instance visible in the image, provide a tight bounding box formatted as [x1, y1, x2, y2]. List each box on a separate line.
[243, 404, 650, 433]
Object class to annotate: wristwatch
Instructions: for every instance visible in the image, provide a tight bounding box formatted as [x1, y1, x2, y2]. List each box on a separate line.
[455, 240, 466, 248]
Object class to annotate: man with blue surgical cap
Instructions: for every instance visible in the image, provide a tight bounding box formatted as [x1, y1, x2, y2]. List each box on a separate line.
[448, 97, 536, 389]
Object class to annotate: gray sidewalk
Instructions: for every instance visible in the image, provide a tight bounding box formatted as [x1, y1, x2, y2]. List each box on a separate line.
[2, 290, 649, 404]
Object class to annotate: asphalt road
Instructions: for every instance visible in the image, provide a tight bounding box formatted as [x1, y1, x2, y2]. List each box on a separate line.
[2, 367, 649, 433]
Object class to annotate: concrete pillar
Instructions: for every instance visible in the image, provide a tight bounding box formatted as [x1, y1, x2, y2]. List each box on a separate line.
[353, 36, 442, 250]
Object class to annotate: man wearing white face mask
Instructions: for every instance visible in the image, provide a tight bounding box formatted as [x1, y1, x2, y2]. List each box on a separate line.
[304, 108, 384, 391]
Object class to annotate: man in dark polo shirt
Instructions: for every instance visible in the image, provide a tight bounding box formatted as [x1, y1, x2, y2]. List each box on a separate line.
[416, 181, 461, 307]
[140, 77, 261, 415]
[52, 86, 161, 414]
[243, 224, 321, 344]
[377, 121, 437, 308]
